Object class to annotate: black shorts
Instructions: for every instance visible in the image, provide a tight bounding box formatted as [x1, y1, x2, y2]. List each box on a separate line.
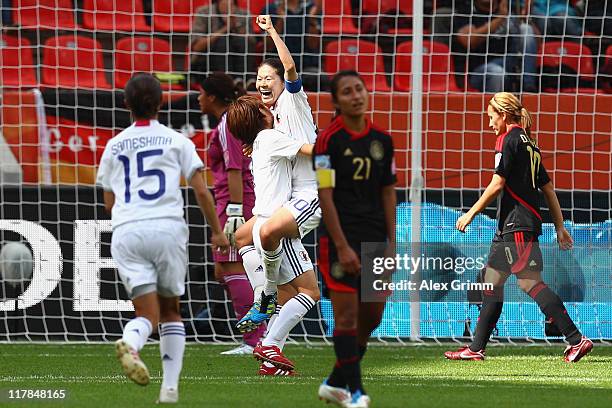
[318, 236, 360, 293]
[487, 231, 543, 274]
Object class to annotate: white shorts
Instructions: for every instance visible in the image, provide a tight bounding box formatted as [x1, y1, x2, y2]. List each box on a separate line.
[111, 219, 189, 298]
[252, 216, 313, 285]
[283, 194, 321, 238]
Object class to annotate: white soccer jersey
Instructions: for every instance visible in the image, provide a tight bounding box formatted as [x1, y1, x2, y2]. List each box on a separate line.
[270, 80, 317, 196]
[96, 119, 203, 229]
[251, 128, 304, 217]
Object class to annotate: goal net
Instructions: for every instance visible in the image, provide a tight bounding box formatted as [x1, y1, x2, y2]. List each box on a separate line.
[0, 0, 610, 343]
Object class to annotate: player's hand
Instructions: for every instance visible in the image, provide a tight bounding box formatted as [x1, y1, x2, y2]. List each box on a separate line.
[223, 203, 245, 247]
[242, 144, 253, 157]
[556, 226, 574, 250]
[456, 212, 474, 233]
[338, 245, 361, 276]
[256, 15, 274, 32]
[212, 231, 230, 254]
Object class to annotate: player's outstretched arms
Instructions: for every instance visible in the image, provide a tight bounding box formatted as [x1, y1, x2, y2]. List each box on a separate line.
[541, 181, 573, 250]
[189, 169, 230, 253]
[256, 14, 298, 81]
[457, 174, 505, 232]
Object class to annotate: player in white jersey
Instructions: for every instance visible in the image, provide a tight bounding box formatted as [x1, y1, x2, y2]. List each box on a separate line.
[233, 16, 321, 340]
[96, 73, 229, 403]
[227, 95, 320, 374]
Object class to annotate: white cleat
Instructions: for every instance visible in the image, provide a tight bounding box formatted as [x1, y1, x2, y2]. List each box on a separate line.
[220, 343, 254, 355]
[115, 339, 150, 386]
[344, 392, 371, 408]
[318, 380, 351, 406]
[156, 387, 179, 404]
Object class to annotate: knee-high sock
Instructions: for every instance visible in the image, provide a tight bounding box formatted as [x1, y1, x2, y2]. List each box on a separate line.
[529, 282, 581, 345]
[470, 286, 504, 352]
[239, 245, 265, 301]
[261, 244, 283, 296]
[262, 293, 316, 347]
[329, 329, 364, 394]
[159, 322, 186, 390]
[223, 274, 265, 347]
[122, 316, 152, 351]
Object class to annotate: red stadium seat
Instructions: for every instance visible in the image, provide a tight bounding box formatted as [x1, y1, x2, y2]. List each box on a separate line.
[236, 0, 269, 15]
[539, 41, 597, 93]
[115, 37, 180, 90]
[324, 40, 390, 92]
[320, 0, 359, 35]
[394, 40, 461, 92]
[361, 0, 412, 34]
[153, 0, 211, 33]
[82, 0, 151, 32]
[0, 34, 38, 88]
[42, 35, 111, 89]
[13, 0, 79, 30]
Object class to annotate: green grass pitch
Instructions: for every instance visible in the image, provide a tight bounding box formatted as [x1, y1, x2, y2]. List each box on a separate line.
[0, 344, 611, 407]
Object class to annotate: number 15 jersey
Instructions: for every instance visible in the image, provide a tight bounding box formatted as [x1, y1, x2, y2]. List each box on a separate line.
[494, 125, 550, 236]
[96, 119, 204, 229]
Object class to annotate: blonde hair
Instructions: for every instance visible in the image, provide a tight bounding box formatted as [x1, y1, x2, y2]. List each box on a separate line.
[488, 92, 534, 141]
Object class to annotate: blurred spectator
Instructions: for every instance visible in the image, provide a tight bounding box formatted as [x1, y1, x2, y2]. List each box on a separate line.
[453, 0, 539, 92]
[260, 0, 326, 90]
[432, 1, 471, 45]
[190, 0, 256, 86]
[576, 0, 612, 37]
[2, 0, 12, 26]
[523, 0, 583, 38]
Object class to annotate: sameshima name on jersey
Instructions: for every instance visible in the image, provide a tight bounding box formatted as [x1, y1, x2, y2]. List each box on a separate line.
[110, 136, 172, 156]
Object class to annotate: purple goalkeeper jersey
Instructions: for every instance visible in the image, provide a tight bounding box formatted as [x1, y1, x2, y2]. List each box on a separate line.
[207, 112, 254, 202]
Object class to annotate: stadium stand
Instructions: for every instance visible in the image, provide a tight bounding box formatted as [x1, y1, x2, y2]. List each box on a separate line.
[0, 34, 38, 88]
[82, 0, 151, 32]
[13, 0, 79, 30]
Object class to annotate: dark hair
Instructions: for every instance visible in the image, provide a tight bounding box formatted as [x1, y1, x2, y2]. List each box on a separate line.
[200, 72, 246, 106]
[226, 95, 269, 145]
[330, 70, 366, 103]
[257, 58, 285, 79]
[124, 73, 162, 119]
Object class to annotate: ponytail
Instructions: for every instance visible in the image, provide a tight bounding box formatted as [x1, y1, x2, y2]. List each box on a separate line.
[519, 107, 534, 141]
[489, 92, 536, 143]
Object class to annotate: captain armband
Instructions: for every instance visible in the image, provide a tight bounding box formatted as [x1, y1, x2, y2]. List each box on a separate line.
[314, 154, 335, 188]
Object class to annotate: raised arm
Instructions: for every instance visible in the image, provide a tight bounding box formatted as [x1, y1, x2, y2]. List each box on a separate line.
[256, 14, 298, 81]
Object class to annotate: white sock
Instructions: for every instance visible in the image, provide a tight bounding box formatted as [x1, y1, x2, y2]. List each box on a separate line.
[262, 293, 316, 348]
[239, 245, 265, 300]
[159, 322, 186, 390]
[264, 304, 282, 337]
[262, 244, 283, 296]
[122, 317, 152, 351]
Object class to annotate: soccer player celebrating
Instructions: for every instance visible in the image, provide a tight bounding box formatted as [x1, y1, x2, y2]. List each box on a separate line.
[314, 71, 397, 408]
[234, 15, 320, 337]
[227, 95, 320, 375]
[96, 73, 229, 403]
[444, 92, 593, 362]
[198, 72, 266, 355]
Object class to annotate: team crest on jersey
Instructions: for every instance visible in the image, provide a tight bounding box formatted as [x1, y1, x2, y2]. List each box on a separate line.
[299, 251, 310, 263]
[314, 154, 331, 169]
[370, 140, 384, 161]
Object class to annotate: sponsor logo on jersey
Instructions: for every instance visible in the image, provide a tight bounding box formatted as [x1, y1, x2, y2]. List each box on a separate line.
[529, 260, 537, 267]
[343, 148, 353, 156]
[370, 140, 384, 161]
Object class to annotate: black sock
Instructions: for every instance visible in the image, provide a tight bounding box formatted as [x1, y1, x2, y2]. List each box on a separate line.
[529, 282, 581, 345]
[470, 287, 504, 352]
[328, 329, 364, 394]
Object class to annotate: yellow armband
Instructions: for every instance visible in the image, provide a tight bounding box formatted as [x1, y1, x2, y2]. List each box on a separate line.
[316, 168, 335, 189]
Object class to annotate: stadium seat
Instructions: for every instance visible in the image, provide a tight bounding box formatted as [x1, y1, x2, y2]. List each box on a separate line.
[42, 35, 111, 89]
[539, 41, 597, 93]
[82, 0, 151, 32]
[324, 39, 390, 92]
[394, 40, 461, 92]
[361, 0, 412, 34]
[115, 37, 180, 90]
[153, 0, 211, 33]
[236, 0, 269, 15]
[320, 0, 359, 35]
[13, 0, 79, 30]
[0, 34, 38, 88]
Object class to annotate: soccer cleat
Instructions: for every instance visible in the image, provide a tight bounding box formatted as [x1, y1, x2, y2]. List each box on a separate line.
[156, 387, 178, 404]
[253, 342, 295, 371]
[564, 336, 593, 362]
[236, 292, 277, 333]
[444, 345, 486, 361]
[318, 380, 350, 406]
[220, 343, 254, 355]
[258, 362, 296, 376]
[344, 390, 371, 408]
[115, 339, 150, 386]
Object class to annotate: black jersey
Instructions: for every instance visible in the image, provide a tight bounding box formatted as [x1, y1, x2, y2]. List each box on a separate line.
[314, 116, 396, 243]
[494, 126, 550, 235]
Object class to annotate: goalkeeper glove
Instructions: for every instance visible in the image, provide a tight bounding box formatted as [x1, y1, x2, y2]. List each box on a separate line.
[223, 203, 245, 247]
